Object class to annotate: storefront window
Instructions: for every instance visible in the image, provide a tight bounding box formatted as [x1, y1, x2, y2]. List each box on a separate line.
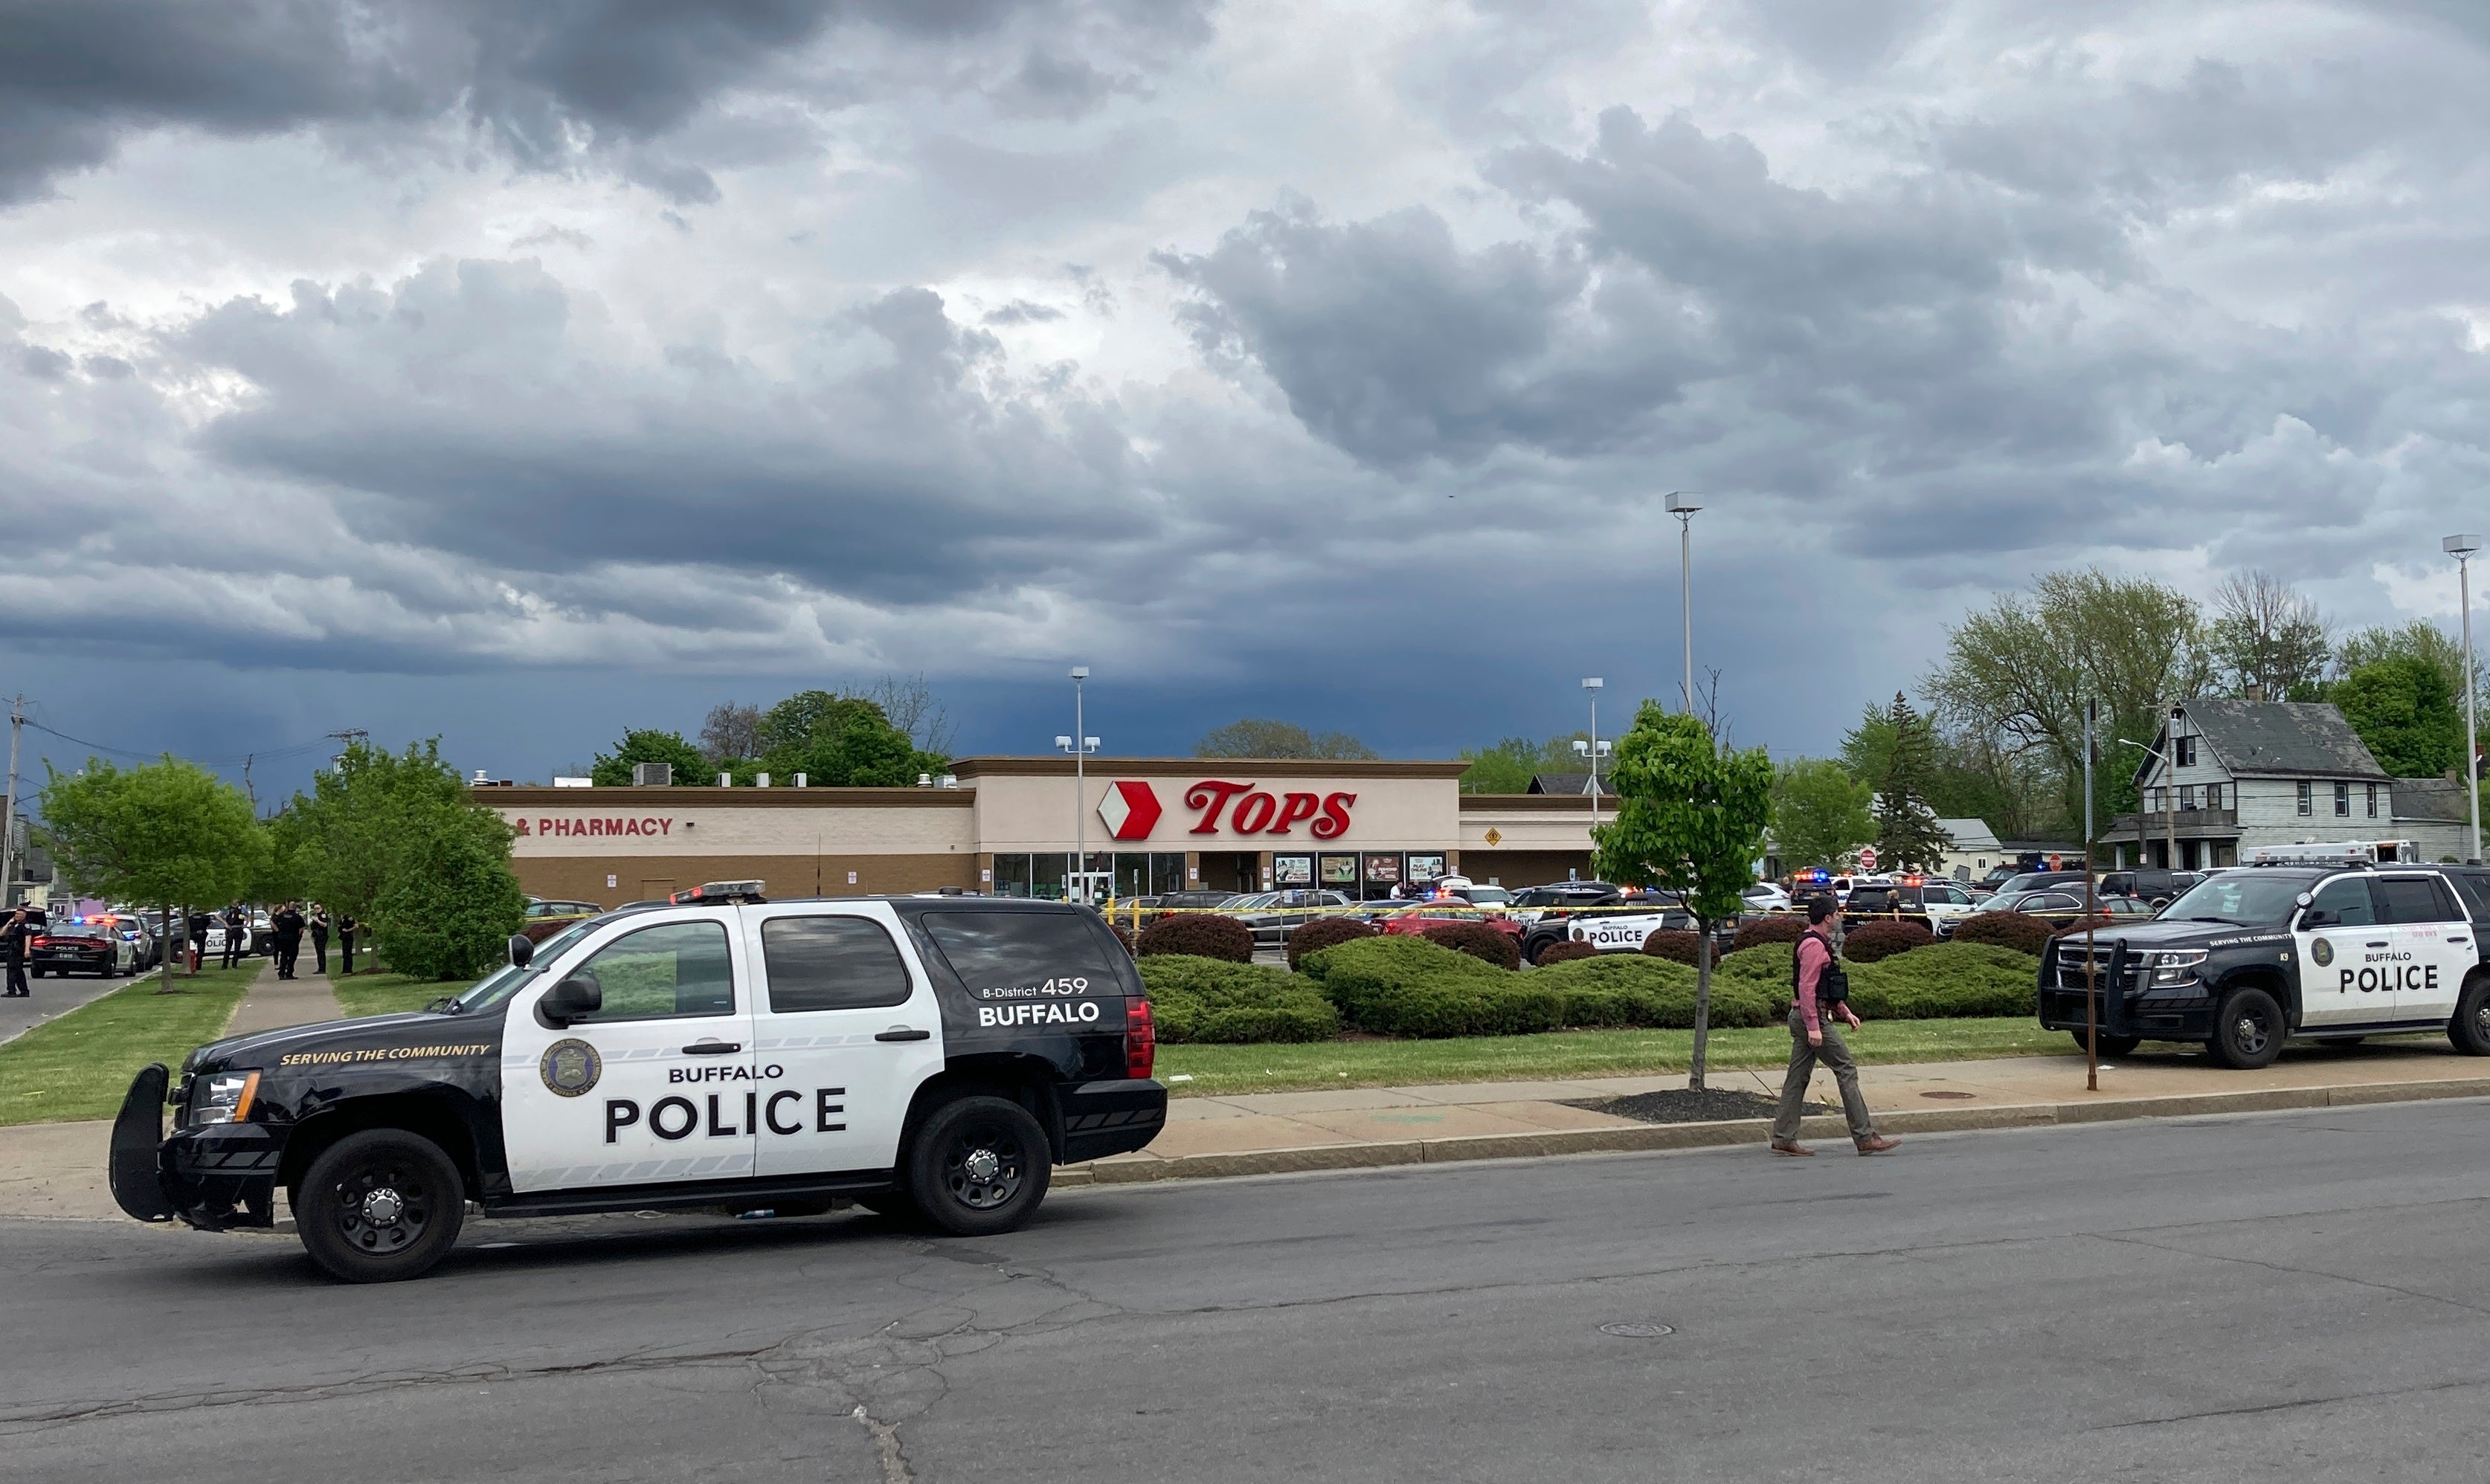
[1361, 853, 1403, 900]
[1320, 854, 1359, 888]
[1406, 853, 1447, 883]
[1273, 854, 1312, 886]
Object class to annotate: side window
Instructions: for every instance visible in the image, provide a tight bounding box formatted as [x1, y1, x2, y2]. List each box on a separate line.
[762, 916, 913, 1013]
[567, 920, 734, 1022]
[2457, 874, 2490, 923]
[2305, 877, 2377, 928]
[922, 910, 1123, 994]
[2376, 877, 2460, 926]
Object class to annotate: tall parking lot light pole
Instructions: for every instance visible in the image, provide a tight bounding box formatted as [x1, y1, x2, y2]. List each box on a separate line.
[2448, 535, 2483, 863]
[1574, 679, 1606, 830]
[1055, 666, 1098, 903]
[1666, 492, 1701, 712]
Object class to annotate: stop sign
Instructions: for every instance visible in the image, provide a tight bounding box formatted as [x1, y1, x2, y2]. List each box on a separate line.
[1859, 845, 1879, 871]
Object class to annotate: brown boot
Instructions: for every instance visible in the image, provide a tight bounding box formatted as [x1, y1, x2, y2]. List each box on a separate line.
[1855, 1135, 1900, 1155]
[1769, 1139, 1814, 1157]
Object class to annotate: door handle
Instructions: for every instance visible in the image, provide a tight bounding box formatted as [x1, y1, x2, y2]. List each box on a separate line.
[681, 1040, 742, 1055]
[2365, 941, 2390, 949]
[875, 1027, 931, 1042]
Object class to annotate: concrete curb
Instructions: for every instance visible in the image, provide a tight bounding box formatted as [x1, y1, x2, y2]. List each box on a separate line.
[1050, 1075, 2490, 1187]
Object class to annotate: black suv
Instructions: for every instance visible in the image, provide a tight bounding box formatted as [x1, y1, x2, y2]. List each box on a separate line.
[2038, 865, 2490, 1068]
[109, 894, 1167, 1282]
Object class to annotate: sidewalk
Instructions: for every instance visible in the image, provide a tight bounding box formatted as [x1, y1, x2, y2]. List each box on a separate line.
[225, 958, 345, 1038]
[14, 1034, 2490, 1222]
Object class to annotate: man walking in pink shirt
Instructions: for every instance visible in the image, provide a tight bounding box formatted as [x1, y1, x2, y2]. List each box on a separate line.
[1772, 894, 1899, 1157]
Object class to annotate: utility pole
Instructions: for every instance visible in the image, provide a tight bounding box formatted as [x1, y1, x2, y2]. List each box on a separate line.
[2448, 535, 2483, 864]
[242, 752, 256, 811]
[0, 694, 22, 908]
[1055, 670, 1098, 904]
[1665, 492, 1702, 712]
[2083, 698, 2099, 1093]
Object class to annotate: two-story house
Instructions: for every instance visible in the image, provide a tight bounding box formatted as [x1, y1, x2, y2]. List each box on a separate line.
[2114, 699, 2400, 869]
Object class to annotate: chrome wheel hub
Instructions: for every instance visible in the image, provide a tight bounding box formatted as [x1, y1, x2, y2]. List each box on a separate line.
[361, 1188, 405, 1226]
[962, 1149, 1002, 1183]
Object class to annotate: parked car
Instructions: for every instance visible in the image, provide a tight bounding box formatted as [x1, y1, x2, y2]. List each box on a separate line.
[1914, 879, 1981, 938]
[1226, 889, 1356, 949]
[30, 920, 139, 976]
[1373, 904, 1525, 947]
[1130, 889, 1240, 928]
[2097, 870, 2204, 908]
[1986, 870, 2088, 899]
[1505, 882, 1624, 926]
[1742, 882, 1793, 913]
[1974, 888, 2153, 927]
[524, 898, 605, 919]
[1841, 880, 1933, 934]
[1444, 884, 1514, 908]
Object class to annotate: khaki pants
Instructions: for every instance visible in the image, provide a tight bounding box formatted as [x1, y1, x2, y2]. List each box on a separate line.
[1773, 1007, 1876, 1143]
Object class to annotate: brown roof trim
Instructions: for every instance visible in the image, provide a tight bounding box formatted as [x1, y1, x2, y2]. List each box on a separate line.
[476, 787, 974, 809]
[948, 756, 1471, 780]
[1459, 794, 1614, 813]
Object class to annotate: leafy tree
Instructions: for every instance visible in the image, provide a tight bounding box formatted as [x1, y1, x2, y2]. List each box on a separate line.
[40, 757, 261, 989]
[2334, 654, 2462, 778]
[1592, 703, 1773, 1091]
[370, 807, 527, 980]
[591, 729, 710, 787]
[248, 810, 312, 905]
[1770, 758, 1874, 871]
[1195, 718, 1380, 760]
[1869, 694, 1955, 871]
[1458, 733, 1600, 793]
[2209, 571, 2331, 700]
[288, 741, 473, 926]
[1841, 704, 2039, 833]
[865, 674, 957, 755]
[752, 690, 945, 785]
[1926, 569, 2212, 833]
[2335, 620, 2487, 718]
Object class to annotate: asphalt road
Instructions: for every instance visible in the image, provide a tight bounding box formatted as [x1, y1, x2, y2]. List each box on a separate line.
[0, 965, 130, 1048]
[9, 1100, 2490, 1483]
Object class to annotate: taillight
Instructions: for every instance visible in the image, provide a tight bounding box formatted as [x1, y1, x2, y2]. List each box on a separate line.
[1125, 997, 1156, 1081]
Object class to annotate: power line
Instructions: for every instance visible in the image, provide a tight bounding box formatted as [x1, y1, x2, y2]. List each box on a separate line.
[19, 719, 344, 770]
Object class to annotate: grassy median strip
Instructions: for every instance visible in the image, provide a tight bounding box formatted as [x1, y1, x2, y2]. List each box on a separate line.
[0, 966, 261, 1126]
[1156, 1017, 2069, 1097]
[332, 973, 454, 1019]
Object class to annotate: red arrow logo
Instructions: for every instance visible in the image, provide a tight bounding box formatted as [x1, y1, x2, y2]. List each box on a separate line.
[1098, 780, 1162, 840]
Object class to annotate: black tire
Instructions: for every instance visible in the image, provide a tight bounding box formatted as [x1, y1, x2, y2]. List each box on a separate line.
[902, 1095, 1050, 1237]
[295, 1129, 466, 1283]
[2069, 1030, 2140, 1057]
[2450, 975, 2490, 1056]
[2210, 987, 2285, 1071]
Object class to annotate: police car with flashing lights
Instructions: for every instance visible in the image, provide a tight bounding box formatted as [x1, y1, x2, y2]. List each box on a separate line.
[106, 883, 1167, 1283]
[2037, 845, 2490, 1069]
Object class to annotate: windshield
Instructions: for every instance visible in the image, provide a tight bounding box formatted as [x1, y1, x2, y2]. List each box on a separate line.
[444, 918, 603, 1013]
[2159, 871, 2321, 926]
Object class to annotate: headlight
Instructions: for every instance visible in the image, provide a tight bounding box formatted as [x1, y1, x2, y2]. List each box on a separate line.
[192, 1071, 261, 1124]
[2149, 949, 2207, 985]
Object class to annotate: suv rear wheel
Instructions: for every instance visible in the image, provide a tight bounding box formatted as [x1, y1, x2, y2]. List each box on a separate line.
[2450, 975, 2490, 1056]
[2210, 987, 2284, 1071]
[903, 1095, 1049, 1237]
[295, 1129, 465, 1283]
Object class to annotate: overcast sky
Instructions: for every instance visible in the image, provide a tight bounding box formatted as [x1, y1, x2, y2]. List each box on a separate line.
[4, 0, 2486, 796]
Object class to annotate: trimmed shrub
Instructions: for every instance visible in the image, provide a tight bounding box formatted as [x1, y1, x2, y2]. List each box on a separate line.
[1137, 955, 1339, 1043]
[1421, 920, 1522, 971]
[1949, 912, 2056, 956]
[1841, 920, 1936, 963]
[1638, 929, 1703, 965]
[1719, 940, 2042, 1020]
[1136, 913, 1255, 964]
[1733, 915, 1809, 952]
[1287, 914, 1378, 970]
[1301, 935, 1559, 1037]
[1533, 939, 1599, 965]
[1528, 953, 1775, 1030]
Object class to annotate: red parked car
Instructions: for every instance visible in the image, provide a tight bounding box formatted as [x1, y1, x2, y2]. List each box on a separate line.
[1369, 904, 1525, 944]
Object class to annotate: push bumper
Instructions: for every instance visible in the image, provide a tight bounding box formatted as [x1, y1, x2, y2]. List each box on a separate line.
[2036, 941, 2218, 1041]
[108, 1065, 280, 1230]
[1059, 1077, 1167, 1164]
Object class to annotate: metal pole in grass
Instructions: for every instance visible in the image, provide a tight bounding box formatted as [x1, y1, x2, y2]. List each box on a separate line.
[2085, 698, 2099, 1093]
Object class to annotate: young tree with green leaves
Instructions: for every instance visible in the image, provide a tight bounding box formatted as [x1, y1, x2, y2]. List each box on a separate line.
[40, 757, 261, 990]
[1770, 758, 1875, 871]
[1869, 694, 1956, 871]
[286, 740, 527, 976]
[1592, 703, 1774, 1091]
[591, 729, 710, 787]
[2333, 654, 2462, 778]
[372, 806, 527, 980]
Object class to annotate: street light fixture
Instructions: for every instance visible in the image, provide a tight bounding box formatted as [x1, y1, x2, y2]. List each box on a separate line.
[2448, 535, 2483, 864]
[2118, 720, 2181, 871]
[1664, 492, 1701, 712]
[1574, 678, 1609, 829]
[1057, 666, 1099, 903]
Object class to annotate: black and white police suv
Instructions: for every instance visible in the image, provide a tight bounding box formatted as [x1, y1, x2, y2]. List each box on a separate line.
[106, 886, 1166, 1283]
[2037, 849, 2490, 1070]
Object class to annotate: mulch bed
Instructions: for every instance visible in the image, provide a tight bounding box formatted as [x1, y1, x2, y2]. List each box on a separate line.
[1566, 1087, 1824, 1124]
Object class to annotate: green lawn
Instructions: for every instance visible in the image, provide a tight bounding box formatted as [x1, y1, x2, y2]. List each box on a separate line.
[332, 972, 462, 1019]
[0, 964, 261, 1126]
[1157, 1017, 2070, 1097]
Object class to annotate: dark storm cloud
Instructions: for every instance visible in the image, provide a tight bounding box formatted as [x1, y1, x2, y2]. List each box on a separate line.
[0, 0, 1215, 202]
[174, 261, 1154, 605]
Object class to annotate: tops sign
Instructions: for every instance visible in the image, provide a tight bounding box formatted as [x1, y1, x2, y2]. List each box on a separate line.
[514, 816, 675, 839]
[1098, 780, 1356, 842]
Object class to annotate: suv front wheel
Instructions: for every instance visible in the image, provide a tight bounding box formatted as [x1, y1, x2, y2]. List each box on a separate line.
[2209, 987, 2285, 1071]
[904, 1096, 1050, 1237]
[295, 1129, 466, 1283]
[2450, 975, 2490, 1056]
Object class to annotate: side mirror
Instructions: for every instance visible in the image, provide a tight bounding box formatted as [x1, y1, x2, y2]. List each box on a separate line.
[509, 933, 534, 969]
[538, 975, 602, 1027]
[2300, 909, 2336, 930]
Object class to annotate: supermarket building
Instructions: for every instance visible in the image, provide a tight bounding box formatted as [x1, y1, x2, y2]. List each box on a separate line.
[485, 757, 1607, 906]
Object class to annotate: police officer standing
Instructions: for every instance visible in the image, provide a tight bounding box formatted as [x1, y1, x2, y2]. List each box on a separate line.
[337, 912, 358, 975]
[271, 902, 306, 980]
[186, 908, 210, 973]
[220, 901, 247, 970]
[309, 907, 331, 975]
[0, 906, 30, 996]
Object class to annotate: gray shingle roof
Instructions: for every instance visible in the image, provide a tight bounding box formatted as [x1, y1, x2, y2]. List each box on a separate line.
[2393, 778, 2474, 824]
[2152, 699, 2388, 784]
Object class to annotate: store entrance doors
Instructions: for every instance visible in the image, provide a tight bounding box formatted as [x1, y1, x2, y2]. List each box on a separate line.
[1197, 852, 1260, 893]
